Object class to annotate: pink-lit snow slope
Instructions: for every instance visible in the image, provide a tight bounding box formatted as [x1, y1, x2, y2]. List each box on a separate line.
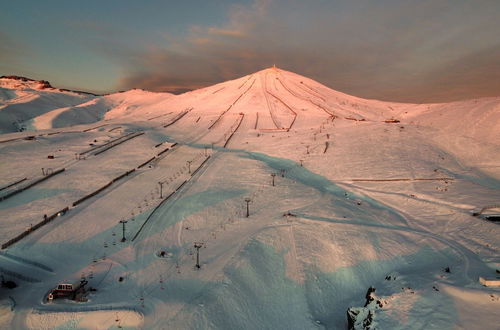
[0, 68, 499, 329]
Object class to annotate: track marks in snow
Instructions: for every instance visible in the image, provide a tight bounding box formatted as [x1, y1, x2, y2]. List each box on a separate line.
[294, 204, 480, 285]
[0, 252, 53, 272]
[209, 78, 255, 130]
[260, 71, 298, 130]
[238, 75, 253, 90]
[286, 224, 302, 282]
[296, 80, 327, 102]
[276, 75, 334, 117]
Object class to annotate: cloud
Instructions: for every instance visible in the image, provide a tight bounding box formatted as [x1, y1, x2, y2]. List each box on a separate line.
[397, 45, 500, 103]
[111, 0, 500, 102]
[0, 31, 31, 69]
[206, 27, 246, 38]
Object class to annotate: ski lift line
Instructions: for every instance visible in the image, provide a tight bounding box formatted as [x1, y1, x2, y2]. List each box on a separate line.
[175, 180, 189, 192]
[0, 128, 86, 144]
[207, 104, 232, 129]
[79, 131, 137, 155]
[82, 123, 109, 132]
[154, 141, 165, 148]
[72, 142, 176, 209]
[223, 114, 245, 148]
[0, 177, 27, 192]
[208, 78, 255, 130]
[162, 108, 193, 128]
[111, 169, 136, 183]
[185, 221, 295, 290]
[266, 91, 297, 116]
[156, 143, 179, 158]
[212, 115, 244, 146]
[93, 132, 145, 156]
[295, 80, 326, 102]
[131, 189, 175, 242]
[92, 262, 113, 289]
[261, 72, 284, 129]
[71, 164, 143, 208]
[48, 130, 84, 135]
[147, 112, 173, 121]
[0, 168, 65, 202]
[265, 91, 298, 130]
[282, 77, 332, 116]
[132, 153, 214, 241]
[137, 156, 157, 169]
[212, 86, 225, 94]
[190, 156, 211, 177]
[238, 74, 253, 89]
[260, 72, 276, 128]
[108, 126, 122, 132]
[72, 182, 114, 207]
[0, 137, 23, 144]
[1, 205, 69, 249]
[276, 77, 335, 117]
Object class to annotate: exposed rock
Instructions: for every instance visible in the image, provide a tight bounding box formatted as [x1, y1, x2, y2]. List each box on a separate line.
[0, 75, 52, 89]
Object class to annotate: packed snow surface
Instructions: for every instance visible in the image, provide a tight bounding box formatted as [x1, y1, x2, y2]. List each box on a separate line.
[0, 68, 499, 329]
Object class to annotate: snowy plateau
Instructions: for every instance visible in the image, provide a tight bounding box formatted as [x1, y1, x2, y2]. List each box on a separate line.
[0, 68, 499, 329]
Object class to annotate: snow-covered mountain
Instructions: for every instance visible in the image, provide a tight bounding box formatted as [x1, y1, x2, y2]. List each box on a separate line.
[0, 76, 98, 133]
[0, 68, 499, 329]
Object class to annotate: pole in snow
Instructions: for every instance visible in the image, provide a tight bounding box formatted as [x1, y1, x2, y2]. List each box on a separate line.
[271, 173, 276, 186]
[158, 181, 164, 198]
[194, 242, 204, 269]
[119, 219, 128, 242]
[245, 198, 251, 217]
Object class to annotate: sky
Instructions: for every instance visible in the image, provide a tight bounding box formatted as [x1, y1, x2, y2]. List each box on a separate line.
[1, 0, 499, 103]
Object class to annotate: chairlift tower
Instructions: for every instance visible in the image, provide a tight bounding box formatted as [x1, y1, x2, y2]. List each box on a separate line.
[245, 198, 251, 217]
[158, 181, 165, 198]
[194, 242, 204, 269]
[119, 219, 128, 242]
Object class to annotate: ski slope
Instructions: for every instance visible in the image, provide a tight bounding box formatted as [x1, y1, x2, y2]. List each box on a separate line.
[0, 68, 499, 329]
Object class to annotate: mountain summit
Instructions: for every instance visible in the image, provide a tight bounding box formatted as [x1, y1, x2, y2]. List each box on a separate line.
[1, 67, 499, 143]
